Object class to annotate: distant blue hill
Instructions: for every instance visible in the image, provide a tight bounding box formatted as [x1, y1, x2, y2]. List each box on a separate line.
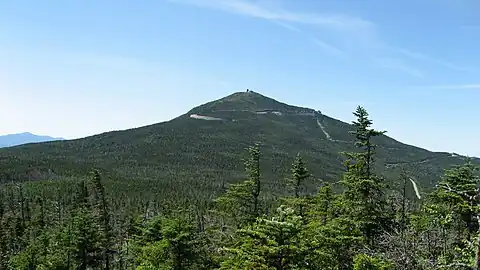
[0, 132, 64, 148]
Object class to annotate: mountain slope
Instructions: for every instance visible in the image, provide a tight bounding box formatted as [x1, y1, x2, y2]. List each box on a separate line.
[0, 91, 475, 201]
[0, 132, 64, 148]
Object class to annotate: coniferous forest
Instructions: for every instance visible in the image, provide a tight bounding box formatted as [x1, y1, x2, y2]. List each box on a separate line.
[1, 106, 479, 270]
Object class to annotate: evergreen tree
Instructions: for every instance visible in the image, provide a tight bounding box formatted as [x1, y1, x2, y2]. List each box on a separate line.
[434, 160, 480, 235]
[434, 161, 480, 269]
[133, 215, 206, 270]
[341, 106, 390, 246]
[284, 153, 310, 217]
[220, 206, 307, 270]
[214, 143, 263, 227]
[353, 254, 393, 270]
[304, 184, 363, 270]
[90, 170, 113, 270]
[245, 143, 261, 219]
[287, 153, 310, 199]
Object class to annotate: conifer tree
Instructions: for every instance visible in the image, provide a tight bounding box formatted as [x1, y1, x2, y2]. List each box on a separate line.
[435, 160, 480, 269]
[133, 215, 205, 270]
[284, 153, 310, 216]
[341, 106, 389, 246]
[90, 170, 113, 270]
[304, 182, 363, 269]
[287, 153, 310, 199]
[219, 206, 306, 270]
[245, 143, 261, 219]
[214, 143, 263, 226]
[435, 160, 480, 235]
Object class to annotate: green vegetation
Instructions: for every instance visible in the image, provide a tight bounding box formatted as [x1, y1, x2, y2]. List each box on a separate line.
[0, 92, 476, 205]
[0, 92, 479, 269]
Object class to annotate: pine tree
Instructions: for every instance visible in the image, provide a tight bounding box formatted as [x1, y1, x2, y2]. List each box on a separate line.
[341, 106, 390, 246]
[303, 182, 363, 269]
[287, 153, 310, 199]
[435, 160, 480, 235]
[434, 160, 480, 269]
[284, 153, 310, 217]
[133, 215, 205, 270]
[219, 206, 307, 270]
[214, 143, 263, 227]
[245, 143, 261, 219]
[89, 170, 113, 270]
[70, 206, 104, 270]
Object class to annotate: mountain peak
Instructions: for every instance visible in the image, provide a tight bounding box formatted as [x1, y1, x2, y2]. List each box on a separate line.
[191, 90, 316, 115]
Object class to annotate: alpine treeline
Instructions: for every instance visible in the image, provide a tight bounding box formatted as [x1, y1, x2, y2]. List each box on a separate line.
[0, 106, 479, 269]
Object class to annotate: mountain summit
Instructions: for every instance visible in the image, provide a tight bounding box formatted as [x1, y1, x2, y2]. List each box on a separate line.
[190, 90, 315, 115]
[0, 91, 474, 202]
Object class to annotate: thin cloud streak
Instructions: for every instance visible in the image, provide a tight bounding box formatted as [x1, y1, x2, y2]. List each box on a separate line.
[272, 21, 347, 58]
[411, 84, 480, 90]
[376, 57, 424, 78]
[170, 0, 352, 58]
[169, 0, 374, 30]
[396, 49, 479, 74]
[169, 0, 476, 75]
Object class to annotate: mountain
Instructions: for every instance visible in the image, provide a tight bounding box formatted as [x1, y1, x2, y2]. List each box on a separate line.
[0, 91, 476, 203]
[0, 132, 64, 148]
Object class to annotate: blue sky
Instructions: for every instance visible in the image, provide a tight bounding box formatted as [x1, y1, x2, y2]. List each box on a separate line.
[1, 0, 479, 156]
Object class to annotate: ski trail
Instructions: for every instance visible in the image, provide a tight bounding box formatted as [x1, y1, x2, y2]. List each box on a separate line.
[315, 119, 350, 143]
[190, 114, 224, 121]
[315, 116, 442, 169]
[385, 157, 438, 168]
[190, 109, 449, 170]
[409, 178, 422, 199]
[316, 119, 332, 141]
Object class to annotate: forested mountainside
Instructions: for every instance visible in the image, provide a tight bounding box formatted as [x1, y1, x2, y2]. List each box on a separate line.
[0, 91, 475, 205]
[0, 103, 479, 269]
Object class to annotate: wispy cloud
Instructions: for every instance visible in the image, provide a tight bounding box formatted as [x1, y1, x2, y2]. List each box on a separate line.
[168, 0, 373, 57]
[376, 57, 424, 78]
[169, 0, 476, 76]
[272, 21, 347, 58]
[395, 48, 478, 74]
[411, 84, 480, 90]
[170, 0, 374, 30]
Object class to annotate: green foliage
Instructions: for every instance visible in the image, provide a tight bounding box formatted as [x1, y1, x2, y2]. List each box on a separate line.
[353, 254, 393, 270]
[341, 106, 391, 246]
[0, 91, 473, 208]
[0, 102, 479, 270]
[219, 206, 307, 270]
[433, 161, 480, 233]
[214, 143, 263, 227]
[132, 215, 206, 270]
[286, 153, 310, 199]
[283, 153, 311, 217]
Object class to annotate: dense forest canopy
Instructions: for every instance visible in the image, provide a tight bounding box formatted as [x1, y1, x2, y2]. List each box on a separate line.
[1, 105, 479, 269]
[0, 92, 475, 204]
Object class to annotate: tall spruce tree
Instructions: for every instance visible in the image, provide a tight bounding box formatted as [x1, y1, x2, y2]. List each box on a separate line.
[89, 170, 113, 270]
[435, 160, 480, 269]
[284, 153, 310, 216]
[214, 143, 262, 227]
[245, 143, 261, 219]
[341, 106, 389, 246]
[287, 153, 310, 199]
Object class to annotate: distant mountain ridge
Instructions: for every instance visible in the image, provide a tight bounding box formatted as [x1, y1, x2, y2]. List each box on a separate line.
[0, 132, 64, 148]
